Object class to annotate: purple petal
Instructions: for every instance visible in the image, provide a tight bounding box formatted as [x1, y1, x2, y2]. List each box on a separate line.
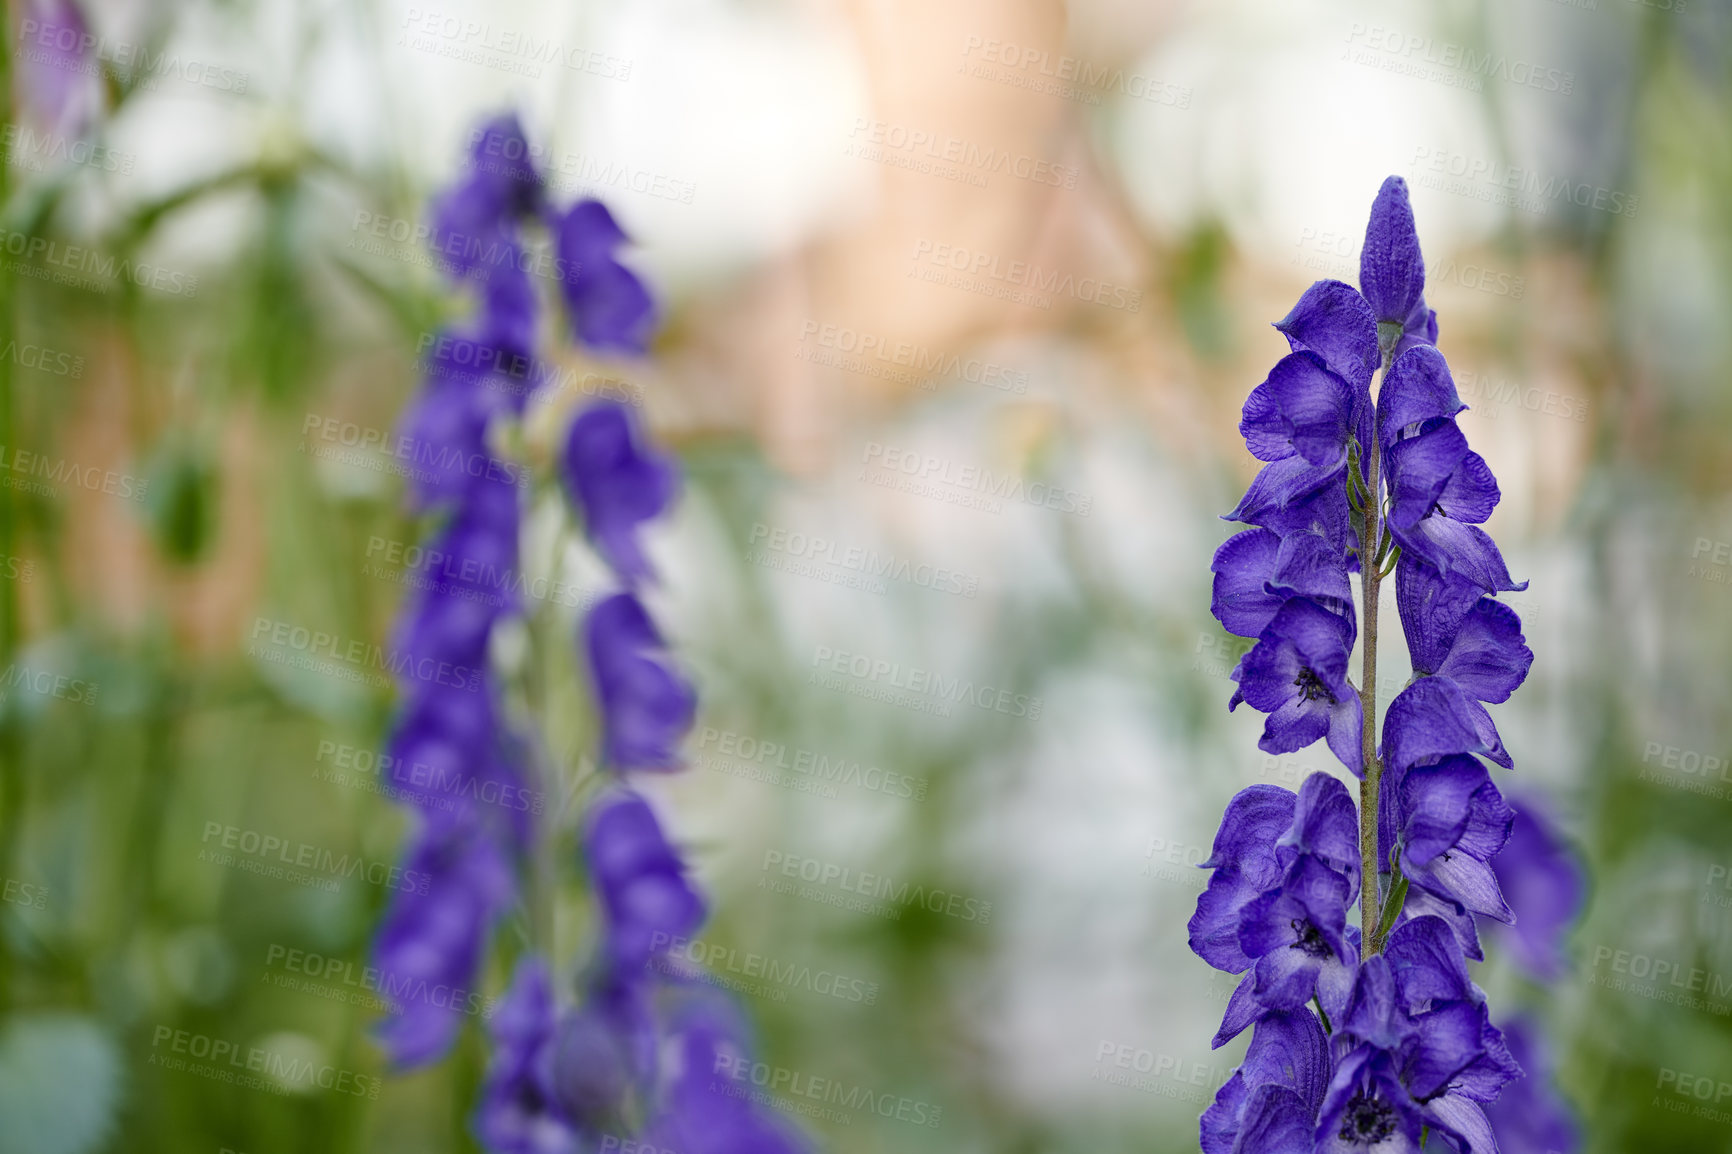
[1382, 677, 1512, 774]
[1234, 1085, 1319, 1154]
[1487, 803, 1585, 981]
[1225, 458, 1353, 557]
[1201, 785, 1300, 877]
[1360, 176, 1428, 331]
[1277, 773, 1361, 898]
[1423, 1093, 1500, 1154]
[1383, 914, 1476, 1007]
[1275, 279, 1380, 393]
[1376, 345, 1464, 450]
[1241, 351, 1358, 468]
[562, 400, 679, 584]
[1484, 1016, 1581, 1153]
[551, 200, 656, 354]
[584, 593, 696, 771]
[1436, 598, 1531, 704]
[1395, 557, 1490, 678]
[1212, 972, 1265, 1047]
[1210, 528, 1285, 638]
[1386, 421, 1470, 534]
[1267, 531, 1355, 623]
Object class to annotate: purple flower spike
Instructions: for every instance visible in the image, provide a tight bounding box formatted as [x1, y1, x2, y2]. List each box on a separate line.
[584, 593, 696, 772]
[474, 958, 580, 1154]
[561, 401, 678, 585]
[1230, 598, 1363, 776]
[586, 791, 706, 972]
[1360, 176, 1438, 359]
[551, 199, 656, 355]
[373, 813, 514, 1067]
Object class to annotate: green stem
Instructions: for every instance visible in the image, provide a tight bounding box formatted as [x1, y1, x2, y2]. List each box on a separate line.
[1358, 362, 1387, 955]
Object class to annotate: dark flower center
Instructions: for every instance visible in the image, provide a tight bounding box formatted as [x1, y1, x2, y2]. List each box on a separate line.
[1339, 1091, 1398, 1144]
[1293, 667, 1335, 703]
[1290, 918, 1332, 958]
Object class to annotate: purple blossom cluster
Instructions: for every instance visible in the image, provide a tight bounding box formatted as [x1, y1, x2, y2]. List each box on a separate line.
[374, 112, 807, 1153]
[1190, 178, 1582, 1153]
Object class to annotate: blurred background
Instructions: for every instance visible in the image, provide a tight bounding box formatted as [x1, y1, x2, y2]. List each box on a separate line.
[1, 0, 1730, 1150]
